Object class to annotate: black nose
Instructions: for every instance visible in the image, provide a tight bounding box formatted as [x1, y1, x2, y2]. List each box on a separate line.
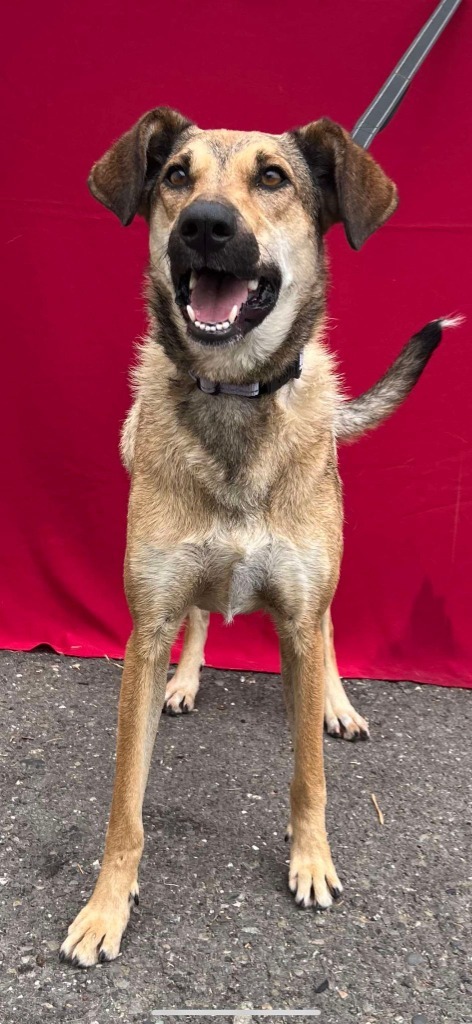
[178, 200, 237, 257]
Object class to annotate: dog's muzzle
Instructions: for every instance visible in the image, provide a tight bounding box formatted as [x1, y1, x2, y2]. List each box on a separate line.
[168, 200, 281, 345]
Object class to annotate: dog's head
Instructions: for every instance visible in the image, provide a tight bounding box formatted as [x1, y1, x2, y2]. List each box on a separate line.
[89, 107, 397, 377]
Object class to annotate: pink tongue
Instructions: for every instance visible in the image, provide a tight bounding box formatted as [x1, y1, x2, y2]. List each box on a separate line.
[191, 271, 249, 324]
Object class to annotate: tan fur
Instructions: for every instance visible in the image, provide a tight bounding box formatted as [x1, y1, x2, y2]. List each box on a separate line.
[61, 109, 398, 966]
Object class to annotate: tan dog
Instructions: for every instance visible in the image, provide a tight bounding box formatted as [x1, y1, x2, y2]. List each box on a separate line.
[60, 107, 452, 966]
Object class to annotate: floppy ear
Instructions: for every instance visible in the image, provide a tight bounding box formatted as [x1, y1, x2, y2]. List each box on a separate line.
[88, 107, 193, 226]
[293, 117, 398, 249]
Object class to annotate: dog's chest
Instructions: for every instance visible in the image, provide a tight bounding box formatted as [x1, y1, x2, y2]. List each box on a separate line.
[133, 520, 332, 627]
[190, 528, 327, 621]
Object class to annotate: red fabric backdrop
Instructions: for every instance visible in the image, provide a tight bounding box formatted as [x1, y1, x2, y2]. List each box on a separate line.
[2, 1, 471, 686]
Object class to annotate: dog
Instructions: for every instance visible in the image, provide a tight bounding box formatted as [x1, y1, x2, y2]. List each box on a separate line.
[60, 107, 454, 966]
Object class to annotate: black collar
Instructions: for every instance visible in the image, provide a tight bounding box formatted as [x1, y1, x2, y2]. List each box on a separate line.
[188, 352, 303, 398]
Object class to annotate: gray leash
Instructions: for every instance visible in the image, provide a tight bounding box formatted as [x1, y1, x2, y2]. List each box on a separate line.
[352, 0, 462, 149]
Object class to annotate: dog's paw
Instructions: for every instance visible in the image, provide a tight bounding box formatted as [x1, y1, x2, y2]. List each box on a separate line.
[289, 844, 342, 910]
[164, 674, 199, 715]
[59, 883, 138, 967]
[324, 696, 369, 741]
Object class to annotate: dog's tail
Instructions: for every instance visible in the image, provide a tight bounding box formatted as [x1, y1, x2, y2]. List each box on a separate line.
[335, 317, 463, 443]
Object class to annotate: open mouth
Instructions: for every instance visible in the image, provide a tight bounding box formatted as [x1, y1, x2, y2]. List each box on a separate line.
[175, 269, 280, 344]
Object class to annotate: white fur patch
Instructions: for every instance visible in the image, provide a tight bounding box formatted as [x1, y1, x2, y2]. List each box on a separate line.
[437, 314, 465, 330]
[248, 286, 299, 363]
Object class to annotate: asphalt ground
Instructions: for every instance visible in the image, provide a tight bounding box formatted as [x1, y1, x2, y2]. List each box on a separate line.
[0, 649, 470, 1023]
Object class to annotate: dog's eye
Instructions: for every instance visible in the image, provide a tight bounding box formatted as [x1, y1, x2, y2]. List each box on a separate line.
[165, 165, 189, 188]
[259, 166, 288, 190]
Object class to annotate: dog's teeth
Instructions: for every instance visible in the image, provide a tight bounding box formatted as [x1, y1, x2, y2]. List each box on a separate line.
[248, 279, 259, 292]
[210, 325, 217, 332]
[194, 320, 202, 328]
[187, 305, 196, 323]
[222, 321, 230, 329]
[189, 270, 198, 290]
[216, 323, 224, 331]
[228, 305, 238, 324]
[205, 325, 212, 332]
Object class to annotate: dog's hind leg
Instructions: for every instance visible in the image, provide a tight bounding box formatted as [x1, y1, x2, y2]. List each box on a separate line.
[163, 605, 366, 736]
[164, 607, 210, 715]
[60, 618, 182, 967]
[322, 608, 369, 741]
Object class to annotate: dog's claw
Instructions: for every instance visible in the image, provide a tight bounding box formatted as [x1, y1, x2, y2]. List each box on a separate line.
[325, 708, 370, 742]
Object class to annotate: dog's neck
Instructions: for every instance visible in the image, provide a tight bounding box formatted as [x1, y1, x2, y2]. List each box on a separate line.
[187, 352, 304, 398]
[144, 277, 333, 494]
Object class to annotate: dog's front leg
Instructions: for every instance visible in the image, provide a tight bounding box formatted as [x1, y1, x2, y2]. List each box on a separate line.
[60, 624, 176, 967]
[280, 618, 342, 910]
